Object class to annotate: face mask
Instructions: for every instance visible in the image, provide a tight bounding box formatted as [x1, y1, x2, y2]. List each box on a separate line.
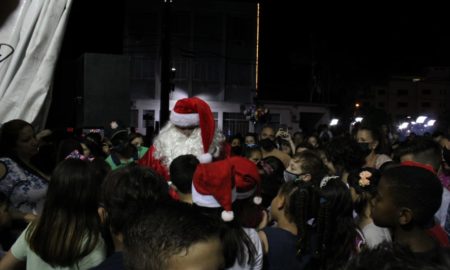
[259, 138, 276, 151]
[231, 146, 242, 156]
[358, 142, 372, 157]
[283, 170, 306, 182]
[443, 147, 450, 166]
[246, 143, 257, 148]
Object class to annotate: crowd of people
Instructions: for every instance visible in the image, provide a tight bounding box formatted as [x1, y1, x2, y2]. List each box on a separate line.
[1, 96, 450, 269]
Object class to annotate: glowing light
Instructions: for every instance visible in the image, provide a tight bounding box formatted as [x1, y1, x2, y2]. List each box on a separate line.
[412, 78, 421, 82]
[171, 67, 176, 71]
[355, 117, 363, 122]
[255, 3, 260, 94]
[329, 119, 339, 126]
[398, 122, 409, 130]
[355, 103, 360, 108]
[427, 119, 436, 126]
[416, 116, 427, 124]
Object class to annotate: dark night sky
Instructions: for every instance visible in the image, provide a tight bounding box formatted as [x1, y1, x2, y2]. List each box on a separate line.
[258, 3, 450, 102]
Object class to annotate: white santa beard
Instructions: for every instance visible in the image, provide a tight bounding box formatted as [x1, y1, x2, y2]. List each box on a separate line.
[152, 122, 224, 168]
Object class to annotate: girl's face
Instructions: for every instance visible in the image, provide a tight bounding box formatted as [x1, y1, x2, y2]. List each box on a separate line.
[270, 193, 284, 221]
[231, 138, 241, 147]
[14, 126, 38, 159]
[371, 177, 398, 228]
[248, 151, 262, 164]
[245, 136, 255, 145]
[356, 129, 378, 153]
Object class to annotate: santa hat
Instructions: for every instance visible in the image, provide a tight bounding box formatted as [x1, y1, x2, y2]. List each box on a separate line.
[170, 97, 215, 163]
[192, 159, 236, 221]
[229, 157, 262, 205]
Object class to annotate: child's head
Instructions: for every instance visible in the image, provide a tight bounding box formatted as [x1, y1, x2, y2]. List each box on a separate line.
[169, 154, 199, 195]
[244, 146, 262, 164]
[101, 165, 170, 235]
[316, 175, 356, 269]
[372, 165, 442, 229]
[244, 132, 258, 146]
[348, 167, 381, 216]
[123, 202, 225, 270]
[394, 136, 442, 172]
[284, 151, 326, 184]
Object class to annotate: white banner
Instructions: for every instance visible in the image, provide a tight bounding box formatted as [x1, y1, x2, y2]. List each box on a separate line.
[0, 0, 73, 128]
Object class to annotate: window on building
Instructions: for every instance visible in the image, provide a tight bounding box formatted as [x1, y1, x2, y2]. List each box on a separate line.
[421, 102, 431, 108]
[422, 89, 431, 95]
[397, 89, 409, 96]
[397, 102, 408, 108]
[223, 112, 249, 137]
[143, 110, 155, 128]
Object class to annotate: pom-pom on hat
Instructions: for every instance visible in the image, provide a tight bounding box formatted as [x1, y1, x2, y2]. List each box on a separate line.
[170, 97, 215, 163]
[192, 159, 236, 221]
[229, 157, 262, 205]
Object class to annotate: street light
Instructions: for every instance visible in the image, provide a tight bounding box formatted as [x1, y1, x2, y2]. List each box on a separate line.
[416, 116, 427, 124]
[329, 119, 339, 126]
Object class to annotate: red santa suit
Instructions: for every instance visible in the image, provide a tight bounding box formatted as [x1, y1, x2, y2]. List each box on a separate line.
[139, 97, 225, 180]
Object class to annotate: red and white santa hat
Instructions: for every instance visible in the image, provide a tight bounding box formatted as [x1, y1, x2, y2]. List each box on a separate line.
[229, 157, 262, 205]
[170, 97, 215, 163]
[192, 159, 236, 221]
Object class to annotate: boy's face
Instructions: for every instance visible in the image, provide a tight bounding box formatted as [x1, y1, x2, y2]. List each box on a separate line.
[371, 177, 399, 228]
[166, 237, 224, 270]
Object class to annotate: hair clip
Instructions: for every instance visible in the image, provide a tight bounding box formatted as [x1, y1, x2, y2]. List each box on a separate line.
[65, 150, 94, 162]
[320, 175, 339, 188]
[358, 171, 371, 187]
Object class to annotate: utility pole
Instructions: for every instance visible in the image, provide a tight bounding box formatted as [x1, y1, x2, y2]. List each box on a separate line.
[160, 0, 173, 127]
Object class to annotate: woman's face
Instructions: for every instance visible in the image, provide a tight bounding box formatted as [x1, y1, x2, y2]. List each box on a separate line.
[14, 126, 38, 159]
[356, 129, 378, 152]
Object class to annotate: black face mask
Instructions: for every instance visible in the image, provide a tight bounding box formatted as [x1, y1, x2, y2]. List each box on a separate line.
[259, 138, 276, 151]
[231, 146, 242, 156]
[443, 147, 450, 166]
[358, 142, 372, 157]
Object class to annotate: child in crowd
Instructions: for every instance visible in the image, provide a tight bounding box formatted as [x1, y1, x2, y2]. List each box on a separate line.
[169, 154, 199, 204]
[244, 146, 262, 164]
[258, 156, 285, 209]
[258, 180, 317, 270]
[192, 158, 263, 269]
[0, 159, 106, 269]
[123, 202, 225, 270]
[348, 168, 391, 248]
[372, 165, 444, 262]
[283, 151, 327, 184]
[259, 174, 359, 270]
[93, 165, 170, 270]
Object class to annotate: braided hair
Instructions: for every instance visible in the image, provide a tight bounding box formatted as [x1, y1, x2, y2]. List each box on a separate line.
[316, 176, 356, 270]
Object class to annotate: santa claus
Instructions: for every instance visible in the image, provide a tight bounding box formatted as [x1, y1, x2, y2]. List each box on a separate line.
[139, 97, 226, 180]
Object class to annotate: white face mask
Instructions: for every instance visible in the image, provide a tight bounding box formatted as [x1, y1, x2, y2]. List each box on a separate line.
[283, 170, 306, 182]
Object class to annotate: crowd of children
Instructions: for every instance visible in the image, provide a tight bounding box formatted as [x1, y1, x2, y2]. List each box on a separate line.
[2, 111, 450, 269]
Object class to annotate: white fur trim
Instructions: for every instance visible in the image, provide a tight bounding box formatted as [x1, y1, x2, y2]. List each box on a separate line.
[236, 187, 256, 200]
[197, 153, 212, 164]
[192, 184, 237, 208]
[170, 111, 199, 127]
[253, 196, 262, 205]
[221, 211, 234, 222]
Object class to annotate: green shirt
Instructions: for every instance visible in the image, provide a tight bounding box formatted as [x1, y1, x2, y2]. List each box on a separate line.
[11, 226, 106, 270]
